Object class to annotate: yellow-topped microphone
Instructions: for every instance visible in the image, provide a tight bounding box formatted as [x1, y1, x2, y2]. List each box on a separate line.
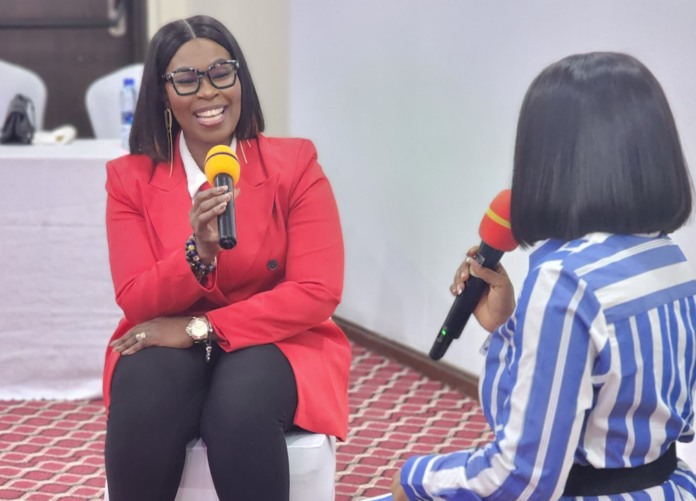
[205, 145, 241, 186]
[204, 145, 241, 249]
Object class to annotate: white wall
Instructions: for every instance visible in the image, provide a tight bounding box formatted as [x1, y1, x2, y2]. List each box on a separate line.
[147, 0, 189, 40]
[289, 0, 696, 377]
[147, 0, 290, 136]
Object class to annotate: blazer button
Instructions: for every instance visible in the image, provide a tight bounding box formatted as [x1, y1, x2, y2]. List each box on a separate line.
[267, 259, 278, 271]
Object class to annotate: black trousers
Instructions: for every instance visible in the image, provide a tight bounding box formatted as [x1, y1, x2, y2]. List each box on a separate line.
[104, 343, 299, 501]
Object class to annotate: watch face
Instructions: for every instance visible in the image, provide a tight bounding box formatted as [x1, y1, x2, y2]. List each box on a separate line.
[189, 319, 208, 341]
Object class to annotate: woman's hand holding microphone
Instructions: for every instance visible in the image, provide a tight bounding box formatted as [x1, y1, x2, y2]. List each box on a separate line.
[450, 245, 516, 333]
[189, 184, 240, 264]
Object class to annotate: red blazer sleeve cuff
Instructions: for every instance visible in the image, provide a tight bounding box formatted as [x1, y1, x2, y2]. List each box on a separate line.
[207, 314, 231, 351]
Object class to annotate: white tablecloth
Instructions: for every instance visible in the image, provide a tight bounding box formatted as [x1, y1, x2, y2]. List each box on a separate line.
[0, 140, 125, 400]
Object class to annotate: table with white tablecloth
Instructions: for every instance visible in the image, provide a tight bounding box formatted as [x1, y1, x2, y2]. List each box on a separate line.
[0, 140, 124, 400]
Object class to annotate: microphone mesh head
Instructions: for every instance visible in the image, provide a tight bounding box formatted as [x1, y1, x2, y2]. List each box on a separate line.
[205, 145, 241, 186]
[478, 190, 518, 252]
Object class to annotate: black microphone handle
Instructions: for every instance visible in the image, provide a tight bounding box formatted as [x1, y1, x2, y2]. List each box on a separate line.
[214, 173, 237, 250]
[429, 242, 505, 360]
[430, 277, 487, 360]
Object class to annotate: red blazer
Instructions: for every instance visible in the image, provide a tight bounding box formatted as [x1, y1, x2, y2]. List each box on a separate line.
[103, 134, 350, 441]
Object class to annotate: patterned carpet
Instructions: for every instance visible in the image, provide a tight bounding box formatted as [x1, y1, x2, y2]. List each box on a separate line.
[0, 343, 491, 500]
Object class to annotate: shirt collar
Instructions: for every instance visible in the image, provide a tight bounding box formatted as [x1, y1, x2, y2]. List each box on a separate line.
[528, 239, 564, 269]
[180, 133, 238, 199]
[527, 232, 664, 269]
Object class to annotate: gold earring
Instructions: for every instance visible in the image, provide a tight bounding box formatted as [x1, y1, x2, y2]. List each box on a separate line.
[164, 108, 174, 177]
[240, 141, 248, 165]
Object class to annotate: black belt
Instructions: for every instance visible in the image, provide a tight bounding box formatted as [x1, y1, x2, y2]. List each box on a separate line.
[563, 443, 677, 497]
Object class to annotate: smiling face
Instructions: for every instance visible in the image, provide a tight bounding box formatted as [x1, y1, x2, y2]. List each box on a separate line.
[164, 38, 242, 148]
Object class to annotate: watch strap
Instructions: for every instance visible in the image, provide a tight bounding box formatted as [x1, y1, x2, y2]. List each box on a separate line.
[205, 317, 213, 363]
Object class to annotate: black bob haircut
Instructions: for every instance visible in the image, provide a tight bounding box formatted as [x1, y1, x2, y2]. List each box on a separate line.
[511, 52, 692, 247]
[129, 15, 265, 163]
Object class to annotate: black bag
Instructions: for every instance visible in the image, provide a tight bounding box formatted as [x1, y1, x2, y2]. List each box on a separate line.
[1, 94, 36, 145]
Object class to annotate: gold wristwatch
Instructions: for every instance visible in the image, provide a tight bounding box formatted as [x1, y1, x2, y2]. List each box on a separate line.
[186, 316, 210, 342]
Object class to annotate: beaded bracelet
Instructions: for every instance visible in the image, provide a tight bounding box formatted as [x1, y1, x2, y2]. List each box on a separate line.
[185, 233, 217, 278]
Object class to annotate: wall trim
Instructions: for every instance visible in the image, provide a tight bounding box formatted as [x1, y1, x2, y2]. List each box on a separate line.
[333, 316, 480, 401]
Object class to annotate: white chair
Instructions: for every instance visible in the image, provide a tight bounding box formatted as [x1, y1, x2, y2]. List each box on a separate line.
[85, 63, 144, 139]
[0, 60, 47, 130]
[104, 432, 336, 500]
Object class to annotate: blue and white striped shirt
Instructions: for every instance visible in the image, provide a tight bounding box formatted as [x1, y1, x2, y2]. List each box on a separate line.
[399, 233, 696, 500]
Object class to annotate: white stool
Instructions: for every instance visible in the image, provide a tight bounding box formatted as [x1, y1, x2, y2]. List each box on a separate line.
[104, 432, 336, 500]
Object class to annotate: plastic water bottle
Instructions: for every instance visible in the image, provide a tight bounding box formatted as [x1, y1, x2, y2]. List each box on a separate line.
[120, 78, 137, 151]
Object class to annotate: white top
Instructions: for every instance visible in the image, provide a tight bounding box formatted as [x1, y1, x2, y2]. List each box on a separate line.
[179, 133, 237, 199]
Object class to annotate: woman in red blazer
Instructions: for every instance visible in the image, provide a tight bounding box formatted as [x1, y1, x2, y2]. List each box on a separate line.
[103, 16, 350, 501]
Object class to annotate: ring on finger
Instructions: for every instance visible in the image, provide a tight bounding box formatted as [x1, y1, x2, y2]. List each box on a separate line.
[135, 332, 146, 341]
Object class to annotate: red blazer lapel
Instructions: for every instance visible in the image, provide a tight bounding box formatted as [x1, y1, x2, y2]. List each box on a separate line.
[218, 138, 280, 288]
[141, 138, 192, 256]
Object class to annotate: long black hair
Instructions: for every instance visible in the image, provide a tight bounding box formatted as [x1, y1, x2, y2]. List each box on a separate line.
[129, 15, 265, 163]
[511, 52, 692, 246]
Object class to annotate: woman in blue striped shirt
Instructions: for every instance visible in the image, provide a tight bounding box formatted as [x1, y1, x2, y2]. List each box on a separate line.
[388, 53, 696, 500]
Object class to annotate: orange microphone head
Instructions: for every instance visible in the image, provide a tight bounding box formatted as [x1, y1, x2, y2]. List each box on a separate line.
[478, 190, 517, 252]
[205, 145, 241, 186]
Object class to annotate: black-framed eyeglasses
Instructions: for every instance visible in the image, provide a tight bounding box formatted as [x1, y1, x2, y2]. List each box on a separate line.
[162, 60, 239, 96]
